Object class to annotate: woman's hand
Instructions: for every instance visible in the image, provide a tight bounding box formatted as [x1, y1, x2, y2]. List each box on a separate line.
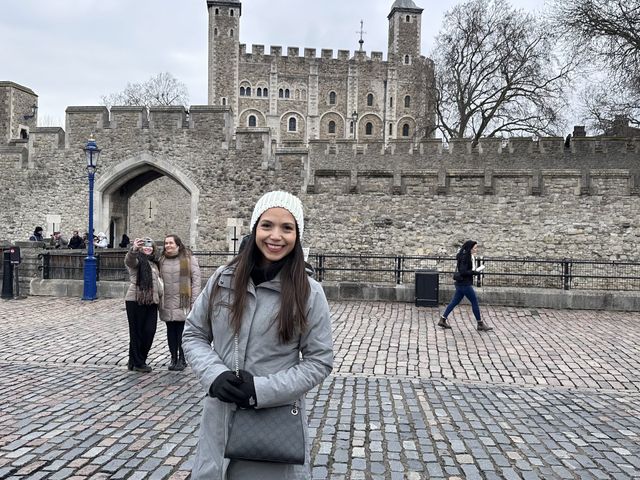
[132, 238, 143, 251]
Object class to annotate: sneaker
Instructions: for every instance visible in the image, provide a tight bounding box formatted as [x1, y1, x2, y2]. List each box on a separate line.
[438, 316, 452, 329]
[476, 322, 493, 332]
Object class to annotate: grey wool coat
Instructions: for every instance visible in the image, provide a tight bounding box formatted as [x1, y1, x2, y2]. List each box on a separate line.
[158, 254, 202, 322]
[182, 265, 334, 480]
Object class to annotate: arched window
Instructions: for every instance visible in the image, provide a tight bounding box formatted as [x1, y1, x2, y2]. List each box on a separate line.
[229, 29, 234, 37]
[246, 87, 251, 96]
[402, 124, 410, 136]
[288, 117, 297, 132]
[214, 27, 218, 36]
[328, 121, 336, 134]
[239, 86, 245, 96]
[404, 95, 411, 108]
[389, 123, 393, 135]
[230, 9, 234, 16]
[404, 55, 410, 65]
[405, 15, 411, 22]
[365, 122, 373, 136]
[263, 88, 268, 97]
[329, 91, 336, 105]
[285, 89, 290, 99]
[221, 97, 227, 105]
[390, 97, 393, 108]
[248, 115, 257, 127]
[279, 88, 284, 98]
[215, 8, 219, 15]
[256, 88, 262, 97]
[367, 93, 373, 106]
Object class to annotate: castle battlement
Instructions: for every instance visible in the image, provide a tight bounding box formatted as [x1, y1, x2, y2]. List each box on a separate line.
[240, 44, 386, 63]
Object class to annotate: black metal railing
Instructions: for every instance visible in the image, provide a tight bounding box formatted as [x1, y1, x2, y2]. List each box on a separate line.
[35, 250, 640, 292]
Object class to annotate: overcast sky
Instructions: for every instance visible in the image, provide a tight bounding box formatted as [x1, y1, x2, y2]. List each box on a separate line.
[2, 0, 547, 127]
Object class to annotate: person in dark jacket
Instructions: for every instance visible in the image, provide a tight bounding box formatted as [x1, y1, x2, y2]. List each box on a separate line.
[29, 226, 44, 242]
[68, 230, 85, 249]
[439, 240, 493, 332]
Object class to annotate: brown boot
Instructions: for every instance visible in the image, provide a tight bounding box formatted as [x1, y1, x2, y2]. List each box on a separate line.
[476, 321, 493, 332]
[438, 316, 452, 329]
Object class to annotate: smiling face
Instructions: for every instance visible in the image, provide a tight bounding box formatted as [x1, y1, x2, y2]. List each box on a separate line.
[255, 207, 297, 264]
[471, 243, 479, 255]
[164, 236, 178, 256]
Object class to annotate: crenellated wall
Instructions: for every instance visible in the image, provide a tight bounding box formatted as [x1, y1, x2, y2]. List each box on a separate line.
[1, 96, 639, 261]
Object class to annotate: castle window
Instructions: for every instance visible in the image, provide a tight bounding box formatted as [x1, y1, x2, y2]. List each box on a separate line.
[230, 9, 234, 16]
[240, 86, 245, 96]
[215, 8, 219, 15]
[367, 93, 373, 106]
[248, 115, 257, 127]
[389, 123, 393, 135]
[404, 95, 411, 108]
[350, 121, 354, 134]
[214, 27, 218, 36]
[329, 91, 336, 105]
[402, 123, 410, 136]
[390, 97, 393, 108]
[246, 87, 251, 96]
[365, 122, 373, 136]
[20, 128, 28, 139]
[263, 87, 268, 96]
[279, 89, 284, 98]
[404, 55, 411, 65]
[295, 89, 300, 100]
[285, 89, 290, 99]
[221, 97, 227, 105]
[257, 88, 262, 97]
[328, 121, 336, 134]
[288, 117, 297, 131]
[405, 15, 411, 22]
[229, 29, 234, 37]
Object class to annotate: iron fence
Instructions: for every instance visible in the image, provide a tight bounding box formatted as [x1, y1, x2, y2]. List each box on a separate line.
[33, 250, 640, 292]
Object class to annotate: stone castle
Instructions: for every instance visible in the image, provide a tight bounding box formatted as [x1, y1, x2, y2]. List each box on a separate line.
[1, 0, 639, 261]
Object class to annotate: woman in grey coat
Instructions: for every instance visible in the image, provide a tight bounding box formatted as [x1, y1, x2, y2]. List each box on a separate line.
[159, 234, 201, 371]
[183, 191, 334, 479]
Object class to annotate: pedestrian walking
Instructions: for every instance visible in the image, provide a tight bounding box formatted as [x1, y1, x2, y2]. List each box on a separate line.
[183, 190, 334, 479]
[124, 237, 163, 373]
[159, 234, 201, 371]
[439, 240, 493, 332]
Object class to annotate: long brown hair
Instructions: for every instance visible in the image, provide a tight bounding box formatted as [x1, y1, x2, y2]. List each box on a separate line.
[161, 234, 190, 260]
[210, 228, 310, 343]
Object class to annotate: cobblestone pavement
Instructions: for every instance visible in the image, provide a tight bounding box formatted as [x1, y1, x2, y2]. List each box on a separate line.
[0, 297, 639, 479]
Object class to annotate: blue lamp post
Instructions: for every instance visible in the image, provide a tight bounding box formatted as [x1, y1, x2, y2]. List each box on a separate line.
[82, 136, 101, 300]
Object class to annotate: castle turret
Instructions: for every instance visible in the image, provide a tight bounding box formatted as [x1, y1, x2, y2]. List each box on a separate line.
[387, 0, 424, 64]
[207, 1, 241, 111]
[0, 81, 38, 144]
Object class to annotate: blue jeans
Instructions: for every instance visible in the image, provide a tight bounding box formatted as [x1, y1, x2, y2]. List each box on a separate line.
[442, 285, 481, 322]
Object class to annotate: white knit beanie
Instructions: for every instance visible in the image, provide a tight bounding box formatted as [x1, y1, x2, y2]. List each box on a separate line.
[250, 191, 304, 238]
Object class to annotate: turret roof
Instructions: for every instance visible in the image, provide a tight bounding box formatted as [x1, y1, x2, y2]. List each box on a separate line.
[390, 0, 419, 9]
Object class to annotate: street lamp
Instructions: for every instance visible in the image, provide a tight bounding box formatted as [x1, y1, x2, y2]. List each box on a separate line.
[82, 135, 101, 301]
[351, 111, 359, 142]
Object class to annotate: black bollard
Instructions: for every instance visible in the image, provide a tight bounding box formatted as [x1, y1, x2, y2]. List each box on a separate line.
[1, 250, 13, 299]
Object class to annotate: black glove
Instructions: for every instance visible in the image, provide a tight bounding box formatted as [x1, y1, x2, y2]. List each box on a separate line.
[209, 371, 244, 403]
[235, 370, 257, 409]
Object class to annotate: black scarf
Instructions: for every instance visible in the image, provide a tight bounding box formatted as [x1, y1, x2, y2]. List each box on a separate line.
[251, 258, 287, 285]
[135, 251, 155, 305]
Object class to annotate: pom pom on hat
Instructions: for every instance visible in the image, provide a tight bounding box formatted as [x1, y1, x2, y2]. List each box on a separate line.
[250, 191, 304, 238]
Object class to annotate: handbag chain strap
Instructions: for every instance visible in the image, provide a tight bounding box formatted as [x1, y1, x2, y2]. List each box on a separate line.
[233, 333, 299, 415]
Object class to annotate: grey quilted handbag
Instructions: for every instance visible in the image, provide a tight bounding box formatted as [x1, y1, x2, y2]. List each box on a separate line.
[223, 334, 305, 464]
[224, 403, 305, 464]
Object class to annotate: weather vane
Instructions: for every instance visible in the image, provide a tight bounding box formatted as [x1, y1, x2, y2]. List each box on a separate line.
[356, 20, 366, 51]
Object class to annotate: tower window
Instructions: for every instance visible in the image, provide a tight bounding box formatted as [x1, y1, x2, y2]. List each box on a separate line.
[390, 97, 393, 108]
[367, 93, 373, 106]
[328, 121, 336, 134]
[402, 124, 410, 136]
[263, 87, 268, 96]
[285, 89, 290, 99]
[404, 55, 411, 65]
[246, 87, 251, 96]
[406, 15, 411, 22]
[240, 86, 245, 96]
[404, 95, 411, 108]
[257, 88, 262, 97]
[288, 117, 297, 131]
[214, 27, 218, 36]
[230, 9, 234, 16]
[279, 89, 284, 98]
[389, 123, 393, 135]
[329, 91, 336, 105]
[215, 8, 219, 15]
[248, 115, 257, 127]
[221, 97, 227, 105]
[229, 29, 234, 37]
[365, 122, 373, 136]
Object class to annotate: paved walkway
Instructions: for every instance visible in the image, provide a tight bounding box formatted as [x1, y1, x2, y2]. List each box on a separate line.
[0, 297, 639, 479]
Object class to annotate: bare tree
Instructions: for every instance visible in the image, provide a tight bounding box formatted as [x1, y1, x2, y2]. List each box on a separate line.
[101, 72, 189, 109]
[433, 0, 576, 143]
[550, 0, 640, 132]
